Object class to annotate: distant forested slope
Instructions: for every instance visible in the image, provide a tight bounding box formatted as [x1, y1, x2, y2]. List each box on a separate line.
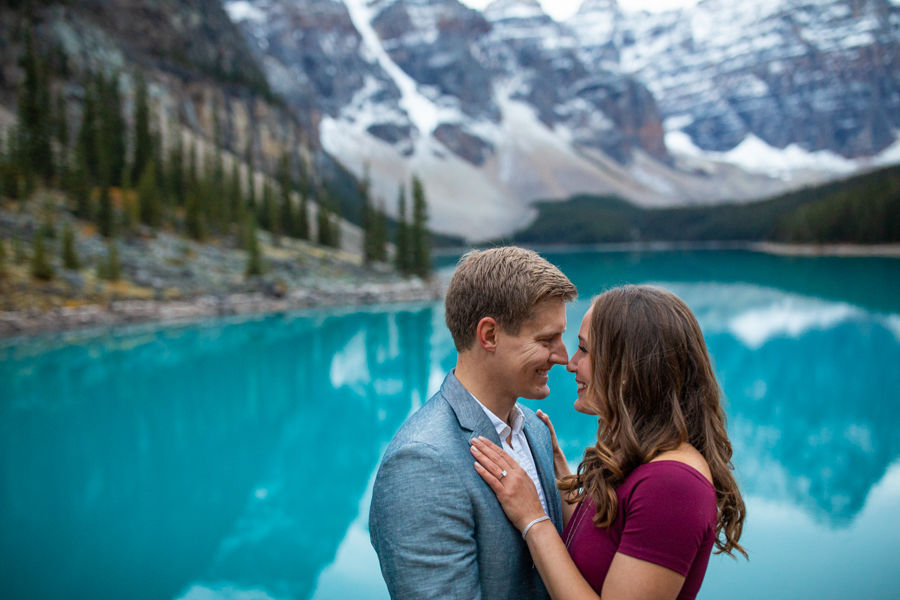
[513, 165, 900, 245]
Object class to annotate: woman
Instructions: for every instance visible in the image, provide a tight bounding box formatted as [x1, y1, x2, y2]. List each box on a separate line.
[470, 285, 747, 600]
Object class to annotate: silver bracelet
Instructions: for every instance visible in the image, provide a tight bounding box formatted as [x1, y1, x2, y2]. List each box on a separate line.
[522, 516, 550, 539]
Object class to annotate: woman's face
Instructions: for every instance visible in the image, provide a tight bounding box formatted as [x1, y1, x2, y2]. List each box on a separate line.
[567, 307, 597, 415]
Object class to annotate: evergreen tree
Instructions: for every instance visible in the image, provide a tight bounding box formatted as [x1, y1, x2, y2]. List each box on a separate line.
[121, 184, 139, 235]
[395, 184, 409, 273]
[371, 199, 388, 262]
[279, 152, 293, 237]
[62, 222, 80, 270]
[228, 160, 242, 227]
[131, 71, 152, 185]
[168, 130, 185, 207]
[76, 76, 100, 184]
[97, 180, 114, 238]
[330, 192, 342, 249]
[411, 175, 431, 278]
[69, 149, 92, 219]
[0, 238, 6, 278]
[245, 216, 264, 277]
[97, 71, 126, 186]
[297, 187, 309, 241]
[0, 131, 20, 200]
[185, 186, 204, 241]
[17, 26, 53, 183]
[137, 161, 162, 227]
[54, 91, 69, 180]
[98, 239, 120, 281]
[259, 178, 274, 232]
[360, 167, 374, 263]
[316, 191, 332, 247]
[30, 233, 54, 280]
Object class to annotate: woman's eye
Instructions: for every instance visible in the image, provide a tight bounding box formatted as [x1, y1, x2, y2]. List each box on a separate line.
[578, 346, 588, 353]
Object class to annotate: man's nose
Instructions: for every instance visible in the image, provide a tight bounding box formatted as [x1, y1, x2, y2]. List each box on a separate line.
[550, 339, 569, 365]
[566, 354, 577, 373]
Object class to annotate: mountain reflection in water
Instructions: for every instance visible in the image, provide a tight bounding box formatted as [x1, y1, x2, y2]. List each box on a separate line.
[1, 250, 898, 600]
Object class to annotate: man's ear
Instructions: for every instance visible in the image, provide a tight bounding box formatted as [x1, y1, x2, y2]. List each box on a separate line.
[476, 317, 500, 353]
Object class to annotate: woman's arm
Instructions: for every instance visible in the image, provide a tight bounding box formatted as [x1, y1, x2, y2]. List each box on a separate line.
[471, 437, 686, 600]
[537, 410, 579, 527]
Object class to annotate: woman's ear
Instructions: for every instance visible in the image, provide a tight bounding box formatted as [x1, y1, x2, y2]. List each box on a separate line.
[476, 317, 499, 353]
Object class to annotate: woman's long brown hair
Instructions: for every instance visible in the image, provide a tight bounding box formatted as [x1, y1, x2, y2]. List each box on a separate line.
[558, 285, 747, 558]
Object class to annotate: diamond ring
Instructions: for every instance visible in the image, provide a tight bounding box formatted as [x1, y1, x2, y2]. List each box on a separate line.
[500, 470, 508, 479]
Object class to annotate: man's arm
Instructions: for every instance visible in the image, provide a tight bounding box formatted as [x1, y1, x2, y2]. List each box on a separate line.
[369, 441, 480, 600]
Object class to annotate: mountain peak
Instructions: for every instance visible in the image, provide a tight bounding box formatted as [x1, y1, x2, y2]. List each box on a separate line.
[576, 0, 620, 16]
[484, 0, 547, 22]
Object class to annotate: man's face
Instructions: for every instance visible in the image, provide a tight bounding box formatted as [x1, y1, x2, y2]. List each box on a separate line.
[494, 300, 569, 400]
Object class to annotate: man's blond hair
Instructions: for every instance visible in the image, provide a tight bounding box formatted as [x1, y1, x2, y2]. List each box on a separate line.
[445, 246, 577, 351]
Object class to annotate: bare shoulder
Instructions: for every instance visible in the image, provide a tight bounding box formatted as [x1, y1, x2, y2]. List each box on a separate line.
[650, 444, 713, 485]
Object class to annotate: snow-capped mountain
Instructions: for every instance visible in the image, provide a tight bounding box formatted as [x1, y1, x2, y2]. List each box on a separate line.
[224, 0, 900, 240]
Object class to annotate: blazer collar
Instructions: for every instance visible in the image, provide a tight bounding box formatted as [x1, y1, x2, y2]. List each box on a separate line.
[441, 370, 503, 446]
[523, 420, 562, 530]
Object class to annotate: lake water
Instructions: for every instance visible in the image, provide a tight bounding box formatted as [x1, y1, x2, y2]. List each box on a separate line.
[2, 250, 899, 600]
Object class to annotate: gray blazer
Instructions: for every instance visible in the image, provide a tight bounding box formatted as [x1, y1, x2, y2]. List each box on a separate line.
[369, 371, 563, 600]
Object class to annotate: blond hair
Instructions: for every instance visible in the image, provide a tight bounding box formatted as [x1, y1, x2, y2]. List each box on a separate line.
[445, 247, 577, 351]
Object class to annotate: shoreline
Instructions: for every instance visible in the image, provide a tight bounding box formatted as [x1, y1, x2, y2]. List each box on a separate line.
[0, 279, 444, 340]
[434, 241, 900, 258]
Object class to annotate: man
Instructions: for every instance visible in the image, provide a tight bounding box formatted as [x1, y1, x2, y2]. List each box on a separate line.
[369, 247, 578, 600]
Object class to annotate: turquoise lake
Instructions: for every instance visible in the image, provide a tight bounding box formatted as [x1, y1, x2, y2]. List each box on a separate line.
[2, 250, 899, 600]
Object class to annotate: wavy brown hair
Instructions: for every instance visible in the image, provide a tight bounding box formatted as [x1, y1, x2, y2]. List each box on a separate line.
[558, 285, 747, 557]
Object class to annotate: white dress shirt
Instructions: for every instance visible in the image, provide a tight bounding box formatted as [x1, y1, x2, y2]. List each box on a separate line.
[472, 395, 549, 517]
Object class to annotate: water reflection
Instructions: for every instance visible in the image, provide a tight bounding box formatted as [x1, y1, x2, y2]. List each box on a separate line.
[0, 308, 431, 600]
[1, 250, 899, 600]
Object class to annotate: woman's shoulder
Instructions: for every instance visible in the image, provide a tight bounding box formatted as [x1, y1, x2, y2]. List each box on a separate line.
[621, 459, 717, 515]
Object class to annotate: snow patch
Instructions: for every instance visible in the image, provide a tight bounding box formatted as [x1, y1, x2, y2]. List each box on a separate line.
[223, 1, 266, 23]
[665, 131, 861, 179]
[728, 300, 861, 349]
[329, 330, 370, 393]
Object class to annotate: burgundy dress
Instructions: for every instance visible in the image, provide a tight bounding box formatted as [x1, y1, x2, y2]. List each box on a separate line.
[561, 461, 718, 600]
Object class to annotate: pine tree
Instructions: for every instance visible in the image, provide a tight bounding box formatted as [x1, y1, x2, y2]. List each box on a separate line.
[62, 222, 80, 270]
[297, 187, 309, 241]
[54, 91, 69, 180]
[411, 175, 431, 278]
[18, 26, 53, 183]
[131, 71, 152, 185]
[245, 216, 263, 277]
[279, 152, 293, 237]
[0, 131, 20, 200]
[317, 191, 332, 247]
[395, 184, 410, 273]
[360, 167, 374, 263]
[185, 186, 204, 241]
[0, 238, 6, 278]
[30, 233, 54, 280]
[98, 239, 120, 281]
[76, 76, 100, 184]
[97, 180, 114, 238]
[330, 193, 342, 249]
[229, 160, 242, 226]
[98, 71, 126, 187]
[137, 161, 162, 227]
[374, 200, 388, 262]
[168, 130, 185, 207]
[69, 149, 92, 219]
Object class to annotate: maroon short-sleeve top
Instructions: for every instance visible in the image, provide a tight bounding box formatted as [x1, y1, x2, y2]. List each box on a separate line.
[561, 461, 718, 600]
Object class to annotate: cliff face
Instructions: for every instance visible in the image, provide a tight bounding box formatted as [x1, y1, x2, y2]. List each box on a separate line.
[0, 0, 317, 184]
[574, 0, 900, 158]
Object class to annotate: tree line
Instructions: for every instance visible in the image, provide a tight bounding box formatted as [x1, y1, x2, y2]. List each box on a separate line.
[358, 167, 431, 278]
[513, 165, 900, 246]
[1, 25, 433, 282]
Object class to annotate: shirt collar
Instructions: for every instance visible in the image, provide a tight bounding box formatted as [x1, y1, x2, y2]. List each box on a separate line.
[471, 394, 525, 440]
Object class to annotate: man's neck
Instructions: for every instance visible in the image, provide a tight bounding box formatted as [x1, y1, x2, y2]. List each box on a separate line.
[455, 357, 517, 427]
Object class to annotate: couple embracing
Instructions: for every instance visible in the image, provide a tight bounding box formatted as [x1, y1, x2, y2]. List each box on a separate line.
[369, 247, 747, 600]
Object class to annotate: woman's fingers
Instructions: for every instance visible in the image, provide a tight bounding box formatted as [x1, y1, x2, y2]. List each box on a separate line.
[470, 443, 505, 480]
[471, 437, 515, 470]
[473, 461, 504, 494]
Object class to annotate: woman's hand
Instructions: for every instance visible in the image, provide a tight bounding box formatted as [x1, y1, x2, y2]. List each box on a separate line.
[537, 409, 571, 480]
[470, 436, 546, 532]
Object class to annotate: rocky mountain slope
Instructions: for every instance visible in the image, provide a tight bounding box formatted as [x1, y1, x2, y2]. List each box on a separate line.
[224, 0, 900, 241]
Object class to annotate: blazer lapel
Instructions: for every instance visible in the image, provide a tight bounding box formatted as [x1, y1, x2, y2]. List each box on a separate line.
[441, 371, 503, 446]
[524, 418, 562, 532]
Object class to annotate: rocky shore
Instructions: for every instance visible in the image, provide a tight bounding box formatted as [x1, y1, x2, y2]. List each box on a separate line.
[0, 278, 444, 339]
[0, 194, 445, 339]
